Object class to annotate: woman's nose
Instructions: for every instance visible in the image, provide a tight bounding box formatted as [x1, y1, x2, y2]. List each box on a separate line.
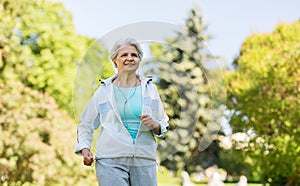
[126, 55, 133, 60]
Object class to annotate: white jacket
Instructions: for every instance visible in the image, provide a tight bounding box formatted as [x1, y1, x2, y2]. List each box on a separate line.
[74, 74, 169, 162]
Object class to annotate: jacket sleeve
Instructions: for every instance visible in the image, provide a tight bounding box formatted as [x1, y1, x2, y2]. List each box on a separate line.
[74, 91, 100, 155]
[151, 84, 169, 138]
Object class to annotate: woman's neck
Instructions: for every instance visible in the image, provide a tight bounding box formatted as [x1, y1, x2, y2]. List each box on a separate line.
[116, 73, 138, 88]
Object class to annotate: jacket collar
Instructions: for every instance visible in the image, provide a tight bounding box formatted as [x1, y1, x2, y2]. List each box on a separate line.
[101, 74, 152, 86]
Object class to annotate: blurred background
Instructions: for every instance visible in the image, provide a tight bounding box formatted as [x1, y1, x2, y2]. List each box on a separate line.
[0, 0, 299, 185]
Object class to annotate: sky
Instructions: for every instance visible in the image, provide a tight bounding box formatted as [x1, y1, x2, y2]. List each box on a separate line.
[56, 0, 299, 65]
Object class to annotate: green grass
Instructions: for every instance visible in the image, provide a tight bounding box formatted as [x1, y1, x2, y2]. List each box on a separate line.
[157, 167, 263, 186]
[157, 167, 181, 186]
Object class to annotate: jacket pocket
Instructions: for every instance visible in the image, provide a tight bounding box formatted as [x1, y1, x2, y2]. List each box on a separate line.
[99, 101, 112, 113]
[143, 97, 161, 122]
[144, 97, 159, 110]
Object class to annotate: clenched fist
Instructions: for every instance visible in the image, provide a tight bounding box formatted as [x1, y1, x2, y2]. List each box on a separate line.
[82, 148, 93, 166]
[140, 115, 161, 135]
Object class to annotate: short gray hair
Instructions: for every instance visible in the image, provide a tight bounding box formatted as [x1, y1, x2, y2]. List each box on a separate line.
[110, 38, 143, 61]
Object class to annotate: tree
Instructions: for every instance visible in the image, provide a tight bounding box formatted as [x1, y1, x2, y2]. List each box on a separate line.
[147, 6, 225, 173]
[0, 77, 98, 185]
[0, 0, 105, 184]
[0, 0, 89, 111]
[226, 21, 300, 185]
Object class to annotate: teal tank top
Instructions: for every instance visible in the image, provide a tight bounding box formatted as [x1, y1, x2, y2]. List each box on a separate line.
[113, 85, 142, 141]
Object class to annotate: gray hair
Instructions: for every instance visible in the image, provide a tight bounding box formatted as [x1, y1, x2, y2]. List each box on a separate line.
[110, 38, 143, 61]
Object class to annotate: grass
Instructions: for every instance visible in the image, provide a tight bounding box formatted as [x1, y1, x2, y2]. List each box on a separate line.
[157, 167, 181, 186]
[157, 167, 264, 186]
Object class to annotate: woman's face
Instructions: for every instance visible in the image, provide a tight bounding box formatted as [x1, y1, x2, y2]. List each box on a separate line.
[113, 45, 141, 73]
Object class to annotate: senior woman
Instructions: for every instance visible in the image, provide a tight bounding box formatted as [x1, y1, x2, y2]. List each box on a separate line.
[74, 38, 169, 186]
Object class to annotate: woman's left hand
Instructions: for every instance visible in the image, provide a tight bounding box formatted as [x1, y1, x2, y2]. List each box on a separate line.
[140, 115, 161, 134]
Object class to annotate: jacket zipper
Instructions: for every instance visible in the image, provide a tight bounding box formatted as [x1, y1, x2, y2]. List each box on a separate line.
[131, 80, 146, 145]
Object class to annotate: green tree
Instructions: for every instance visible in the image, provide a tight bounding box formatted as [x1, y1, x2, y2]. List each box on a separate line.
[0, 0, 106, 185]
[147, 6, 225, 173]
[0, 77, 98, 185]
[226, 21, 300, 185]
[0, 0, 88, 111]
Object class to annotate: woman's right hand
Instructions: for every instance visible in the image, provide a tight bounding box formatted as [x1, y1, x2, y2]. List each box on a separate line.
[82, 148, 94, 166]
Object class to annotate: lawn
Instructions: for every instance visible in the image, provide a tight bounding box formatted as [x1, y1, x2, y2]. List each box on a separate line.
[157, 168, 263, 186]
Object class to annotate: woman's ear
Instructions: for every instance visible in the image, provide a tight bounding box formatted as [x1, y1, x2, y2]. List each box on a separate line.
[112, 58, 117, 68]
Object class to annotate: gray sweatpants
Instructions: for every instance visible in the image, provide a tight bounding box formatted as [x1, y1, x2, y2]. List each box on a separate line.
[95, 158, 158, 186]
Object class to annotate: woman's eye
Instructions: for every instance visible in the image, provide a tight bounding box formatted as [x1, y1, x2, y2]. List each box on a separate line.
[119, 53, 138, 58]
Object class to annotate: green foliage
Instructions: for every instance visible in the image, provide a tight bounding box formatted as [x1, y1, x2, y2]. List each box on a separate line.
[218, 148, 254, 181]
[226, 21, 300, 185]
[0, 78, 97, 185]
[0, 0, 107, 185]
[0, 0, 89, 111]
[148, 6, 224, 173]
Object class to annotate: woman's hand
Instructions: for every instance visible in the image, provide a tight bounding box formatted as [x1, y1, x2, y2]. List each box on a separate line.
[140, 115, 161, 135]
[82, 148, 94, 166]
